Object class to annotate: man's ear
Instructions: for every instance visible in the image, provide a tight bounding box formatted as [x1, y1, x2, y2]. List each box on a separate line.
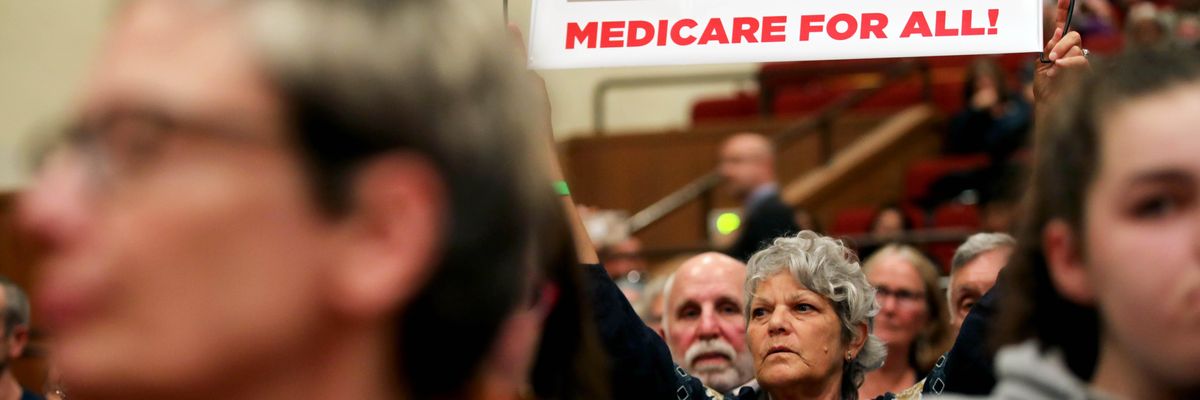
[329, 153, 446, 321]
[8, 325, 29, 359]
[1043, 219, 1096, 305]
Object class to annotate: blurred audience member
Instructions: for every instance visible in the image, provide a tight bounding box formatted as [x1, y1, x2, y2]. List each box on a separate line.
[662, 253, 754, 394]
[860, 245, 952, 399]
[577, 208, 646, 281]
[980, 199, 1018, 233]
[928, 58, 1031, 214]
[1127, 2, 1172, 49]
[1074, 0, 1120, 36]
[869, 205, 912, 240]
[18, 0, 599, 399]
[0, 277, 40, 400]
[857, 205, 913, 260]
[793, 208, 823, 233]
[1177, 13, 1200, 48]
[946, 58, 1032, 159]
[947, 233, 1014, 336]
[635, 275, 668, 337]
[937, 50, 1200, 400]
[602, 237, 647, 281]
[718, 133, 800, 261]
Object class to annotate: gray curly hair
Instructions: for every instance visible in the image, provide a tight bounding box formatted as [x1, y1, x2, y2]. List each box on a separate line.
[745, 231, 886, 400]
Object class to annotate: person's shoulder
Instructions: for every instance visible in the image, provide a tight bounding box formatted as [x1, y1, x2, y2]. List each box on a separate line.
[750, 194, 795, 222]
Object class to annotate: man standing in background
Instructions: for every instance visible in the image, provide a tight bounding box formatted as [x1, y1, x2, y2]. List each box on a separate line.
[718, 133, 799, 261]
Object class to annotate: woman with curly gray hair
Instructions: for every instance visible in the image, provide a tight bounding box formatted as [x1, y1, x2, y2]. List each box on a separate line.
[744, 231, 888, 400]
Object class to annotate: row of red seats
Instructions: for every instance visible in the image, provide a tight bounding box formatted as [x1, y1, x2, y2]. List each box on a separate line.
[828, 202, 980, 237]
[829, 202, 981, 272]
[692, 53, 1032, 123]
[827, 152, 992, 270]
[691, 34, 1125, 124]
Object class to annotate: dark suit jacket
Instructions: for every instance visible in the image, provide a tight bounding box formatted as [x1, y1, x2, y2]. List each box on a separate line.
[727, 192, 800, 262]
[923, 281, 1002, 395]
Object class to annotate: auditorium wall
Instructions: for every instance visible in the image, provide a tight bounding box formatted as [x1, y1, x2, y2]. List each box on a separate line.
[0, 0, 757, 189]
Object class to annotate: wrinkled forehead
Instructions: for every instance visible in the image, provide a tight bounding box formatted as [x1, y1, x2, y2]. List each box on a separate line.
[84, 0, 282, 133]
[748, 270, 822, 302]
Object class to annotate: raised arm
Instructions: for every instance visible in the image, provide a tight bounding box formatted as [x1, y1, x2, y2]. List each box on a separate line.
[1034, 0, 1090, 108]
[512, 25, 718, 399]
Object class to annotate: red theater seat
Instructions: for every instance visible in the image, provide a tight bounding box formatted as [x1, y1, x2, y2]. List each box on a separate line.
[691, 90, 760, 123]
[901, 202, 926, 230]
[933, 203, 980, 229]
[830, 206, 878, 236]
[903, 155, 991, 203]
[772, 85, 839, 117]
[929, 202, 981, 271]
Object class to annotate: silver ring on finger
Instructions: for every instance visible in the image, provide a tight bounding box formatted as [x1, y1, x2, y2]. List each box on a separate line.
[1083, 48, 1090, 57]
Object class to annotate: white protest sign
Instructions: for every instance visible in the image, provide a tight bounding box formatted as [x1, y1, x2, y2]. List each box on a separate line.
[528, 0, 1044, 69]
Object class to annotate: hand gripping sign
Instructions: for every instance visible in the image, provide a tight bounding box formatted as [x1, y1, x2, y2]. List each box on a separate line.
[528, 0, 1043, 69]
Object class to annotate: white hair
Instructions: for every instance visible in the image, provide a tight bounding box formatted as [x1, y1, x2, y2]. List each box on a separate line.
[660, 272, 677, 334]
[745, 231, 885, 400]
[635, 275, 668, 320]
[948, 232, 1016, 310]
[950, 233, 1016, 272]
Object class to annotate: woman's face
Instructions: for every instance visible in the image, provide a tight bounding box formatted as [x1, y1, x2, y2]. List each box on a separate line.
[866, 255, 929, 351]
[747, 272, 858, 391]
[1077, 82, 1200, 388]
[872, 209, 905, 238]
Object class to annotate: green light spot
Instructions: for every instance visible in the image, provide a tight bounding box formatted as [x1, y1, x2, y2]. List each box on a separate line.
[716, 212, 741, 235]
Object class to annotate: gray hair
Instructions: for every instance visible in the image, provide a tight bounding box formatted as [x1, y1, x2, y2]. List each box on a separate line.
[950, 233, 1017, 273]
[636, 275, 668, 322]
[0, 276, 30, 336]
[661, 272, 684, 334]
[745, 231, 885, 400]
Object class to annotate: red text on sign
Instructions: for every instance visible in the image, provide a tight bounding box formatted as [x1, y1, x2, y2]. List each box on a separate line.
[566, 16, 788, 49]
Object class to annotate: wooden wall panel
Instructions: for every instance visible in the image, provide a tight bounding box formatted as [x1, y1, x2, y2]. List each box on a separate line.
[561, 112, 894, 251]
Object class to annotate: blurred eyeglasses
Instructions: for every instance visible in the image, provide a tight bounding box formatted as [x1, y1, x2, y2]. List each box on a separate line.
[874, 286, 925, 306]
[40, 107, 280, 191]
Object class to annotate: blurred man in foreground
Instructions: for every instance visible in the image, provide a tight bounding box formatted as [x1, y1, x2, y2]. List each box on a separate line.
[718, 133, 799, 261]
[19, 0, 580, 398]
[947, 233, 1014, 336]
[662, 252, 755, 393]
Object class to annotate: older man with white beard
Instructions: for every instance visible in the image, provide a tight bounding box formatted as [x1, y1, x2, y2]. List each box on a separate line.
[662, 252, 755, 393]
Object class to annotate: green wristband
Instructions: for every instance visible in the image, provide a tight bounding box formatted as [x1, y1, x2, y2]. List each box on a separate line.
[553, 180, 571, 196]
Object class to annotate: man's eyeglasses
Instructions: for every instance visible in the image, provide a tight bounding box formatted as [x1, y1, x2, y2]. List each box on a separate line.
[43, 107, 279, 190]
